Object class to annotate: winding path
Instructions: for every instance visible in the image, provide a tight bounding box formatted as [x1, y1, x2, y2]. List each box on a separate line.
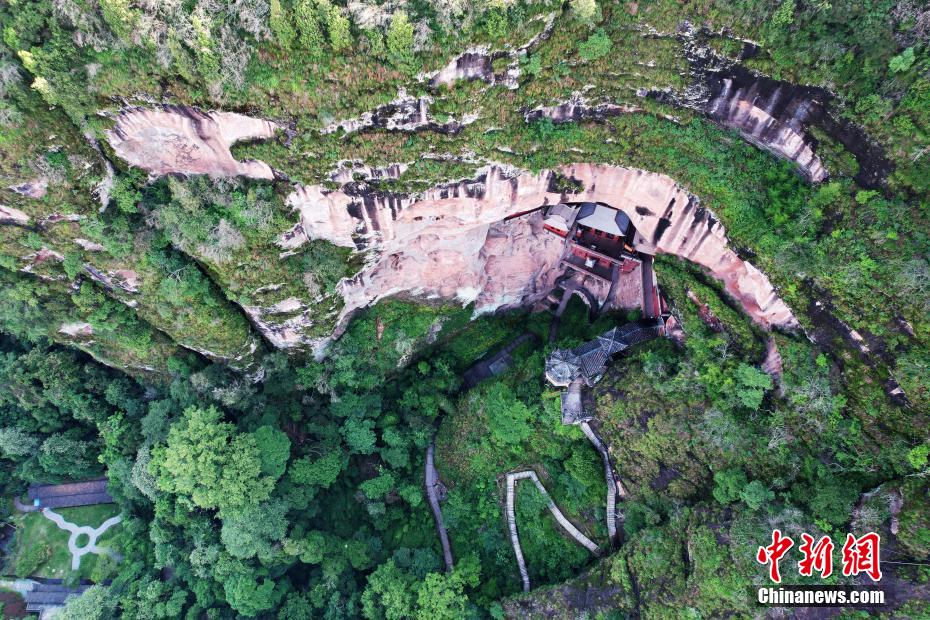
[42, 508, 122, 570]
[425, 441, 454, 572]
[580, 422, 626, 546]
[505, 470, 600, 592]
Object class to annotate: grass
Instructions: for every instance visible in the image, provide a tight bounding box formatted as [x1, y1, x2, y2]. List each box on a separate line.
[7, 503, 121, 582]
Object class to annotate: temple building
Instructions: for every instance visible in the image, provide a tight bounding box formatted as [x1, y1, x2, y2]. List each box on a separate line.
[542, 202, 661, 317]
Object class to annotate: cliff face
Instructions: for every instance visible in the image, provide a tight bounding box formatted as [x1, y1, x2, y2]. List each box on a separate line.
[99, 106, 796, 353]
[106, 106, 279, 179]
[648, 27, 891, 187]
[284, 163, 798, 343]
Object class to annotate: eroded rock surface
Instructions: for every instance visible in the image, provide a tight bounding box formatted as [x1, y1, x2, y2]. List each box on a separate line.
[9, 178, 48, 199]
[322, 90, 477, 136]
[647, 24, 891, 187]
[329, 160, 409, 184]
[705, 76, 827, 182]
[524, 93, 640, 124]
[284, 163, 797, 344]
[75, 238, 105, 252]
[428, 13, 556, 91]
[59, 322, 94, 338]
[84, 265, 140, 294]
[430, 47, 520, 91]
[0, 204, 30, 226]
[106, 106, 278, 179]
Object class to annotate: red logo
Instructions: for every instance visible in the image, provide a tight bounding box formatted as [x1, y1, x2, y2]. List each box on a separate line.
[798, 533, 834, 578]
[758, 531, 881, 583]
[842, 532, 882, 581]
[756, 529, 794, 584]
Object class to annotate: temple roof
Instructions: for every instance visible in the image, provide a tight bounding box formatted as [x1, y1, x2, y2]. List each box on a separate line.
[576, 203, 630, 236]
[545, 320, 663, 386]
[543, 203, 579, 231]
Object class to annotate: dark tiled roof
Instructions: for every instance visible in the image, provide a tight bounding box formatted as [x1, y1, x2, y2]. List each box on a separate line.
[546, 320, 663, 384]
[576, 202, 631, 236]
[28, 478, 113, 508]
[24, 584, 89, 606]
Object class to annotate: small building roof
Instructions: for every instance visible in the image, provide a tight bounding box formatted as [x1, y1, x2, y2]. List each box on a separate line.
[576, 203, 630, 236]
[544, 320, 663, 387]
[28, 478, 113, 508]
[543, 203, 579, 231]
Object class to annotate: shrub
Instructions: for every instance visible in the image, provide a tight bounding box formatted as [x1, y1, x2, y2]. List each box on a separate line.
[15, 541, 50, 577]
[889, 47, 915, 74]
[578, 28, 612, 62]
[570, 0, 600, 27]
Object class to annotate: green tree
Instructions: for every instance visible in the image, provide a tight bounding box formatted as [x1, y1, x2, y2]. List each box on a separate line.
[415, 571, 468, 619]
[712, 468, 748, 505]
[889, 47, 916, 74]
[270, 0, 297, 50]
[0, 427, 39, 460]
[37, 434, 100, 480]
[295, 0, 325, 61]
[739, 481, 775, 510]
[342, 417, 377, 454]
[361, 559, 415, 620]
[58, 586, 116, 620]
[484, 7, 507, 40]
[360, 471, 395, 500]
[484, 384, 533, 445]
[99, 0, 138, 43]
[734, 364, 773, 410]
[386, 11, 414, 72]
[223, 572, 281, 616]
[288, 449, 347, 488]
[253, 425, 291, 479]
[570, 0, 600, 27]
[770, 0, 795, 29]
[151, 406, 273, 512]
[907, 445, 930, 470]
[221, 499, 289, 560]
[325, 3, 352, 52]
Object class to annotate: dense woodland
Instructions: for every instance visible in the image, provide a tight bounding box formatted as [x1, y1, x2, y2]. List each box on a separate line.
[0, 0, 928, 618]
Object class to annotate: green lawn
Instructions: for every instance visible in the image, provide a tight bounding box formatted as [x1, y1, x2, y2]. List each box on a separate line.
[6, 503, 121, 582]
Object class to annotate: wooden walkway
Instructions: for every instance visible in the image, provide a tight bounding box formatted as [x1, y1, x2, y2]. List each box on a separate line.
[505, 470, 600, 592]
[580, 422, 626, 546]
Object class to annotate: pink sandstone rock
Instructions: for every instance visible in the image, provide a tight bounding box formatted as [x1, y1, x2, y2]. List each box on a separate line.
[283, 163, 798, 342]
[75, 238, 105, 252]
[762, 337, 783, 387]
[59, 322, 94, 338]
[106, 106, 278, 179]
[708, 78, 827, 183]
[9, 177, 48, 199]
[0, 204, 30, 226]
